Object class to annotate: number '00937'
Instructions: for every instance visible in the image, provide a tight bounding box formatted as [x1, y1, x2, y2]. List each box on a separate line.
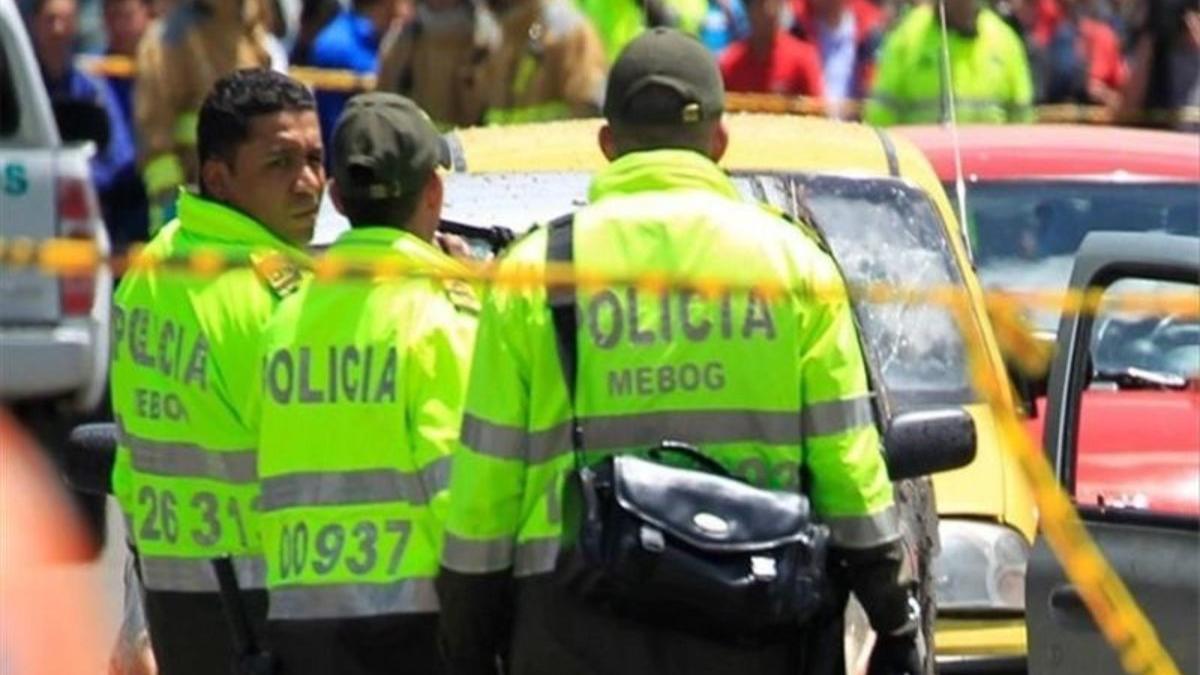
[277, 519, 411, 580]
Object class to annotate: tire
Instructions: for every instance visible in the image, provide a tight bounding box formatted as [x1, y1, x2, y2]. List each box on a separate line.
[895, 476, 938, 675]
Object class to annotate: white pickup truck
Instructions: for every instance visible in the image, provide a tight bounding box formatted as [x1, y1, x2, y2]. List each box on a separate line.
[0, 0, 112, 416]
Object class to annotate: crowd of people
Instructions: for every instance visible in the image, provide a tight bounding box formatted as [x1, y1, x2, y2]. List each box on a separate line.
[18, 0, 1200, 257]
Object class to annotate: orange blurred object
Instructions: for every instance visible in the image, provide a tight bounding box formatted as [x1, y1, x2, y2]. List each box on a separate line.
[0, 407, 109, 674]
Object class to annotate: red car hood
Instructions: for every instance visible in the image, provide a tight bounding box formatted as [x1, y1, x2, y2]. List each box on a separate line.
[1029, 389, 1200, 517]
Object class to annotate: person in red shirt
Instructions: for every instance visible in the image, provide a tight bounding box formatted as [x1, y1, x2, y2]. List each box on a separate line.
[719, 0, 825, 98]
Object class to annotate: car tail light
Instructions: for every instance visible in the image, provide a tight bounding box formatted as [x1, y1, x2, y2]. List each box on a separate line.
[57, 176, 99, 316]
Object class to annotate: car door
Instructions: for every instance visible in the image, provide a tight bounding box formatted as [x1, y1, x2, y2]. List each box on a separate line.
[1027, 231, 1200, 674]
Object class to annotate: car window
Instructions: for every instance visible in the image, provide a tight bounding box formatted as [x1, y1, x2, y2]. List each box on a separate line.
[1075, 277, 1200, 518]
[753, 174, 974, 409]
[961, 181, 1200, 332]
[0, 45, 18, 138]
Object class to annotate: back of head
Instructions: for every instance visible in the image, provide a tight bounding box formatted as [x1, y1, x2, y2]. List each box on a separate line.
[330, 92, 449, 230]
[603, 27, 726, 157]
[197, 68, 316, 193]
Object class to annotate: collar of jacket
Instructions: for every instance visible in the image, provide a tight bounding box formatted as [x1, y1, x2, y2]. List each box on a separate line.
[331, 226, 467, 273]
[588, 149, 741, 204]
[177, 190, 310, 260]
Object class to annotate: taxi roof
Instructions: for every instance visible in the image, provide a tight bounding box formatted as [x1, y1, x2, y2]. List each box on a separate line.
[450, 114, 943, 191]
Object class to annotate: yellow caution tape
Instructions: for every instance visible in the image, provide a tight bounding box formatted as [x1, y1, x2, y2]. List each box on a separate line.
[3, 237, 1197, 320]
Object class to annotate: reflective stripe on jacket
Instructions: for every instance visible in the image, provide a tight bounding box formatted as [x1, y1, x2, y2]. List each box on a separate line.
[110, 191, 309, 592]
[255, 227, 478, 620]
[864, 5, 1033, 125]
[442, 149, 898, 581]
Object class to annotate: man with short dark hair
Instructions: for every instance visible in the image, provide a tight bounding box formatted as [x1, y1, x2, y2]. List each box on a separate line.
[110, 67, 324, 675]
[254, 91, 477, 675]
[438, 27, 923, 675]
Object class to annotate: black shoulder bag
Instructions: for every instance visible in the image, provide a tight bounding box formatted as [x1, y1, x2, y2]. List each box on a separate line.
[545, 216, 831, 640]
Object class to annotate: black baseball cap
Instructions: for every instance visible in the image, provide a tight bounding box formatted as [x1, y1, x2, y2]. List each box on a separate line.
[331, 92, 450, 200]
[603, 27, 725, 125]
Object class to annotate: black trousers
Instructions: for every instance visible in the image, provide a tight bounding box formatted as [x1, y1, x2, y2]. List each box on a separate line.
[268, 613, 446, 675]
[504, 577, 845, 675]
[142, 588, 270, 675]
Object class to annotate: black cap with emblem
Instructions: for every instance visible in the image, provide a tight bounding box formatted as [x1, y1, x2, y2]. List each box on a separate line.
[331, 92, 451, 201]
[603, 27, 725, 126]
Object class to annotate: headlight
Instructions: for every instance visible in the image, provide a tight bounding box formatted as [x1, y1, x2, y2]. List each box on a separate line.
[932, 520, 1028, 613]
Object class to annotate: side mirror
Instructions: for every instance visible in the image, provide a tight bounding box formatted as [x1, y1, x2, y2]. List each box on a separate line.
[884, 408, 977, 480]
[63, 422, 118, 496]
[52, 99, 110, 149]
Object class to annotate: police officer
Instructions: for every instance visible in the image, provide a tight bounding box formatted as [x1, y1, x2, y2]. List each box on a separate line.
[134, 0, 276, 233]
[437, 28, 923, 675]
[864, 0, 1033, 125]
[473, 0, 608, 125]
[111, 67, 323, 675]
[255, 92, 477, 675]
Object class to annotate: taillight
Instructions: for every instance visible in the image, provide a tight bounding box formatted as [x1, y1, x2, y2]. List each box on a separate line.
[57, 176, 99, 316]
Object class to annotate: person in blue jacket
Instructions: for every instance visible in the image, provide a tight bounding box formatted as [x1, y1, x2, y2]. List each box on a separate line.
[309, 0, 401, 151]
[30, 0, 147, 251]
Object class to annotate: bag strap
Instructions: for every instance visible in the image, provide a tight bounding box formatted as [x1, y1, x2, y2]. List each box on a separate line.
[545, 214, 584, 465]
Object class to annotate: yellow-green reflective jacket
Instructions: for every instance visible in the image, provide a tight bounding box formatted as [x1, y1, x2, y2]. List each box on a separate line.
[576, 0, 708, 62]
[442, 149, 897, 580]
[255, 227, 478, 620]
[110, 191, 310, 592]
[864, 6, 1033, 126]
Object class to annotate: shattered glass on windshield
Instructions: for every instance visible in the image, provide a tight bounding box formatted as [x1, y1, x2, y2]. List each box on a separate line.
[751, 174, 974, 408]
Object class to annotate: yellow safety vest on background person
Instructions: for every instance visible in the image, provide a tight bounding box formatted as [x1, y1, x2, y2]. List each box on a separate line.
[110, 190, 308, 592]
[864, 5, 1033, 126]
[255, 227, 477, 620]
[476, 0, 608, 125]
[576, 0, 708, 62]
[443, 148, 899, 581]
[135, 0, 273, 232]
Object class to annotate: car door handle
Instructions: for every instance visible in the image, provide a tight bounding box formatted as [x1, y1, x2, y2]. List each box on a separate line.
[1049, 584, 1087, 614]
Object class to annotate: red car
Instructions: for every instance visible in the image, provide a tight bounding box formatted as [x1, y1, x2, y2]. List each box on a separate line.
[897, 125, 1200, 518]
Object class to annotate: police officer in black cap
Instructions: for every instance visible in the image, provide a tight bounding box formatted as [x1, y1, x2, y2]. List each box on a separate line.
[436, 27, 925, 675]
[257, 91, 473, 675]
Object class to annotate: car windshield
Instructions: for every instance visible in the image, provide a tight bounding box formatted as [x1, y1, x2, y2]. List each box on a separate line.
[314, 171, 976, 409]
[750, 174, 973, 408]
[963, 181, 1200, 332]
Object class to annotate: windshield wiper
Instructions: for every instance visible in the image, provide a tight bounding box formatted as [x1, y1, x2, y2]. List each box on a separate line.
[1092, 366, 1188, 390]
